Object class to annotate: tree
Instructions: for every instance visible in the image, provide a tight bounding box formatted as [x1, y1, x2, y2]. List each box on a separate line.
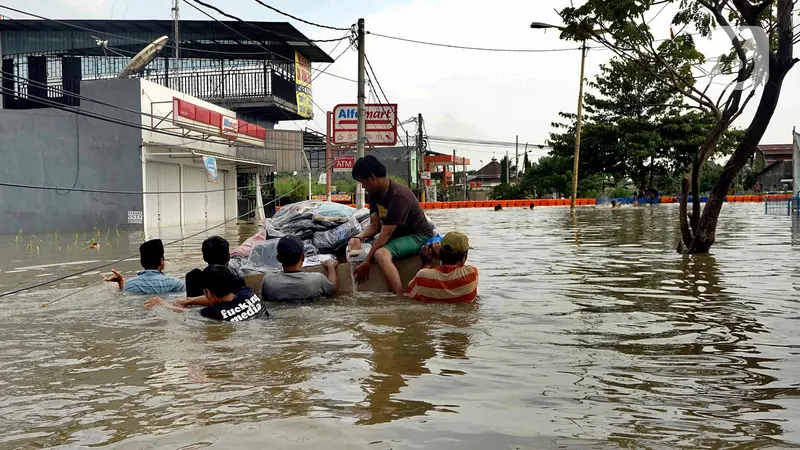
[523, 152, 531, 173]
[500, 156, 509, 184]
[559, 0, 798, 253]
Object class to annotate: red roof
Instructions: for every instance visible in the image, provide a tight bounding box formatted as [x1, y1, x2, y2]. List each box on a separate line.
[757, 144, 793, 155]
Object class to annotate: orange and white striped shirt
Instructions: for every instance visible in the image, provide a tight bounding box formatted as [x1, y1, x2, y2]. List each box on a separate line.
[404, 265, 479, 303]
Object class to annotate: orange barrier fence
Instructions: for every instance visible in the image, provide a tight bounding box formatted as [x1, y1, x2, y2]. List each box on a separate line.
[418, 198, 597, 210]
[278, 196, 771, 213]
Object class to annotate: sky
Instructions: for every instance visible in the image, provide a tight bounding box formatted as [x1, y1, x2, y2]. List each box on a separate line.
[4, 0, 799, 170]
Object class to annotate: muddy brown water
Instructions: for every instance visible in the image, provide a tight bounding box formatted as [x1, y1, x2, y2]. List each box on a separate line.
[1, 204, 799, 449]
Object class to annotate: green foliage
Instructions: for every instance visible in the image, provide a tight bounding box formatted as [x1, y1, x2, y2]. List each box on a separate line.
[545, 50, 744, 196]
[489, 182, 528, 200]
[275, 175, 326, 203]
[333, 177, 357, 194]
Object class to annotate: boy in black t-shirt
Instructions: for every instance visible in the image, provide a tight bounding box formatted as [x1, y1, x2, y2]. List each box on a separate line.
[145, 265, 269, 322]
[186, 236, 236, 297]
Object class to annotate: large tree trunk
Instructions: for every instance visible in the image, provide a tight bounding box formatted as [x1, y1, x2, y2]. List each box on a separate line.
[690, 161, 701, 234]
[679, 177, 693, 248]
[689, 63, 791, 253]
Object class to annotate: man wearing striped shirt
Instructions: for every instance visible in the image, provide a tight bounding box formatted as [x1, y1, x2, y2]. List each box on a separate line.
[405, 232, 478, 303]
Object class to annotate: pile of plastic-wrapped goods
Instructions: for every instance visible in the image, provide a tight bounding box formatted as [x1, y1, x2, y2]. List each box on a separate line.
[230, 201, 371, 274]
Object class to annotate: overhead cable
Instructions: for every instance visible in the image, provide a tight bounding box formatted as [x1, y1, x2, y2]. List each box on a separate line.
[184, 0, 357, 83]
[0, 4, 349, 79]
[0, 184, 303, 300]
[251, 0, 353, 31]
[0, 181, 273, 195]
[0, 81, 306, 149]
[366, 31, 585, 53]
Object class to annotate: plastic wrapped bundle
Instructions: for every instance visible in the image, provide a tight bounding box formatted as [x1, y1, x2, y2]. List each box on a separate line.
[313, 217, 362, 253]
[240, 239, 281, 273]
[230, 229, 267, 258]
[270, 201, 321, 229]
[264, 219, 284, 239]
[271, 201, 358, 229]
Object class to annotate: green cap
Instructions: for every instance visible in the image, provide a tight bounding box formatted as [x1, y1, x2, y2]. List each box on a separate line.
[442, 232, 471, 254]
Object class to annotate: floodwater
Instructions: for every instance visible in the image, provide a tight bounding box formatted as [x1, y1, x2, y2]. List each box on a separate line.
[1, 204, 800, 449]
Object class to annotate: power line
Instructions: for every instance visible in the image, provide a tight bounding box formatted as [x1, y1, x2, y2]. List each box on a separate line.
[367, 31, 585, 53]
[251, 0, 352, 31]
[0, 183, 303, 300]
[184, 0, 357, 82]
[183, 0, 346, 43]
[311, 38, 355, 82]
[0, 79, 307, 149]
[0, 153, 348, 299]
[428, 135, 549, 148]
[0, 3, 348, 72]
[0, 181, 273, 195]
[185, 0, 357, 87]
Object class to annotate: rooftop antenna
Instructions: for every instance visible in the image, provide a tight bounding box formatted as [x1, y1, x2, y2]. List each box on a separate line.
[172, 0, 180, 73]
[117, 36, 169, 78]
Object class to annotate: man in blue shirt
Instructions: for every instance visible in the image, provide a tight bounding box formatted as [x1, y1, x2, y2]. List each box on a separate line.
[103, 239, 185, 294]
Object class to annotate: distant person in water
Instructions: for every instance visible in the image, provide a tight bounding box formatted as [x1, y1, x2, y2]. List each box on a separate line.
[103, 239, 185, 295]
[529, 203, 535, 209]
[405, 232, 478, 303]
[145, 265, 268, 322]
[494, 204, 503, 211]
[611, 200, 618, 208]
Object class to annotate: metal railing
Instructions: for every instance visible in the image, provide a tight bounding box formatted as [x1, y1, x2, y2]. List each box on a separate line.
[141, 65, 296, 105]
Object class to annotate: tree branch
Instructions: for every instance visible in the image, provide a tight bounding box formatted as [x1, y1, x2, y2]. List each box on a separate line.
[730, 0, 775, 26]
[592, 26, 718, 115]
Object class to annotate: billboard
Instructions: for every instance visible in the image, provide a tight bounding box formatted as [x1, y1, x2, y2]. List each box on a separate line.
[333, 104, 398, 146]
[333, 155, 356, 173]
[295, 51, 313, 119]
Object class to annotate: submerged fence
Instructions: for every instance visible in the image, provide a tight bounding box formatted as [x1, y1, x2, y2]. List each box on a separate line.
[765, 194, 800, 216]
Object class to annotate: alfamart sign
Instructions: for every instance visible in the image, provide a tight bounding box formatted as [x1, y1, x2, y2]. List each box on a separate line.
[332, 104, 398, 146]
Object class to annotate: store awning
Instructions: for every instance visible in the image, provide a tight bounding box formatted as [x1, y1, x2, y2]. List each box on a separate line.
[143, 143, 273, 169]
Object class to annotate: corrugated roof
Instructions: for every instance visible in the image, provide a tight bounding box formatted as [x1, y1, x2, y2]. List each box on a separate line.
[0, 19, 334, 62]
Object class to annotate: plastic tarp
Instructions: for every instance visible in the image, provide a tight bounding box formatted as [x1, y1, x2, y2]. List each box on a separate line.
[231, 201, 370, 273]
[231, 201, 436, 273]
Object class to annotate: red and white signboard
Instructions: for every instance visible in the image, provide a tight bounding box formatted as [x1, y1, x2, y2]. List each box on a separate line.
[333, 155, 356, 172]
[170, 97, 267, 147]
[333, 103, 398, 146]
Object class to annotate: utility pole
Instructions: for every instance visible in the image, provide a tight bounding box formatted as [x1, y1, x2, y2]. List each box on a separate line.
[355, 18, 366, 208]
[452, 149, 456, 200]
[326, 111, 332, 198]
[570, 41, 588, 210]
[505, 151, 510, 184]
[417, 113, 424, 200]
[463, 155, 467, 201]
[515, 135, 519, 183]
[172, 0, 180, 73]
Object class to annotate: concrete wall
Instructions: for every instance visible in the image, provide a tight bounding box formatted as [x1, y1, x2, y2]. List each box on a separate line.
[0, 79, 144, 234]
[758, 161, 793, 191]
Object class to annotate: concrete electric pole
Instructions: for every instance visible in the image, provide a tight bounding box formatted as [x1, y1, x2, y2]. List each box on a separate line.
[355, 18, 366, 208]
